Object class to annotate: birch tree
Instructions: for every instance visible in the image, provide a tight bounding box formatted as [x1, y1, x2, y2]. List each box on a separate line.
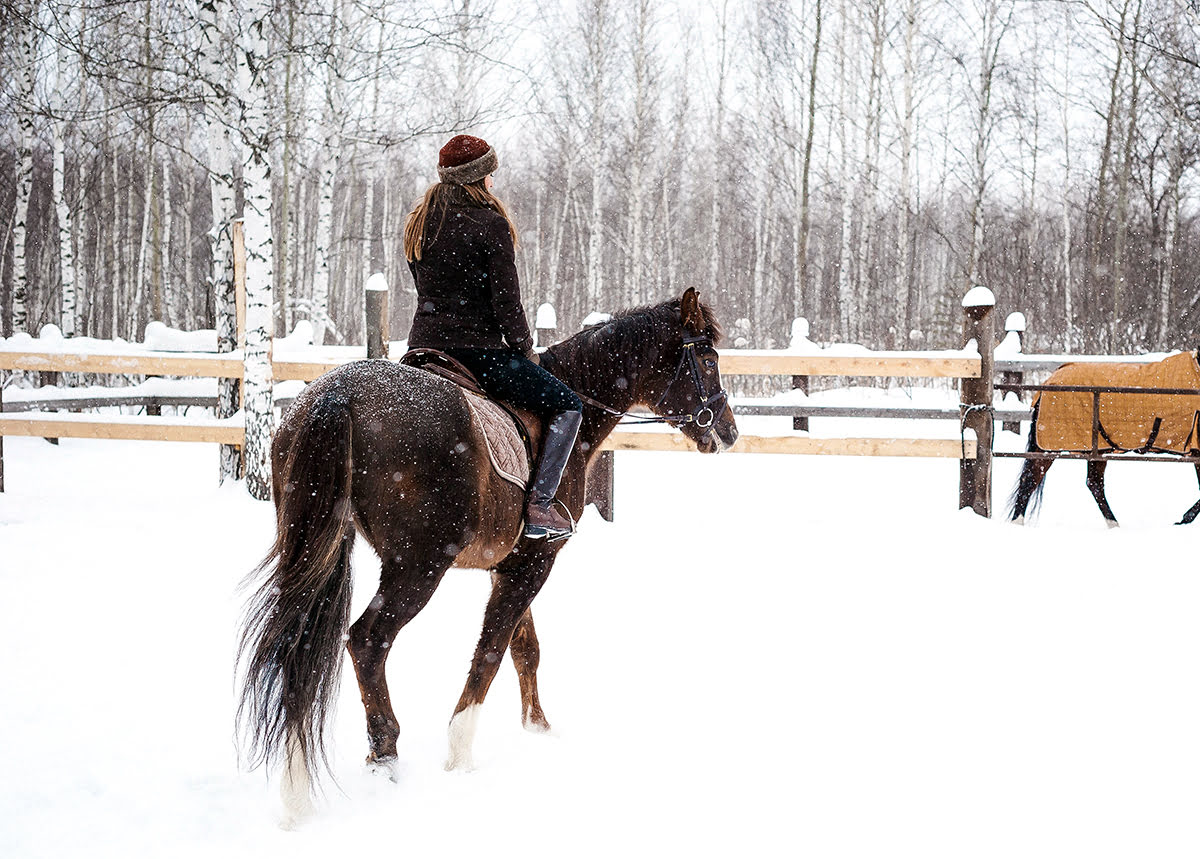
[311, 0, 347, 346]
[964, 0, 1014, 288]
[199, 0, 241, 481]
[237, 0, 276, 500]
[11, 2, 38, 334]
[52, 12, 78, 338]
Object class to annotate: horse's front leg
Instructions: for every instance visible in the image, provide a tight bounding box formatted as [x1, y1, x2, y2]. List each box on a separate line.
[509, 604, 551, 733]
[446, 543, 558, 771]
[1086, 459, 1119, 527]
[1177, 462, 1200, 524]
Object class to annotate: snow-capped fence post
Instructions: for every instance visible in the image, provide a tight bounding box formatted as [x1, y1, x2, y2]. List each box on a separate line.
[535, 302, 557, 349]
[1000, 312, 1026, 434]
[960, 287, 995, 517]
[365, 272, 389, 360]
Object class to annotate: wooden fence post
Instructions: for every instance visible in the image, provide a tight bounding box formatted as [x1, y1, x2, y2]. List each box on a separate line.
[535, 302, 557, 349]
[586, 449, 615, 521]
[960, 287, 995, 516]
[365, 273, 390, 360]
[1001, 312, 1026, 434]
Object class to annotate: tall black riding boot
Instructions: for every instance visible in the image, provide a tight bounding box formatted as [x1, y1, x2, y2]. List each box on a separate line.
[524, 409, 583, 540]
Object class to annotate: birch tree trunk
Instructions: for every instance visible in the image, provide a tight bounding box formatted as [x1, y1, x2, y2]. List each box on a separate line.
[12, 4, 37, 334]
[199, 0, 241, 481]
[238, 0, 276, 500]
[853, 0, 883, 341]
[583, 0, 613, 314]
[966, 0, 1012, 289]
[894, 0, 917, 347]
[1159, 77, 1183, 344]
[53, 30, 78, 338]
[311, 0, 345, 346]
[835, 0, 856, 341]
[1110, 0, 1143, 348]
[1059, 9, 1075, 350]
[796, 0, 822, 323]
[708, 0, 731, 293]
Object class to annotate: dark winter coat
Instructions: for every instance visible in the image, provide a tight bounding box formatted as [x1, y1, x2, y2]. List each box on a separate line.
[407, 197, 534, 355]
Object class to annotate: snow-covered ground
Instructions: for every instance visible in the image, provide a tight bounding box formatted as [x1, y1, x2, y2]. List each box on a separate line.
[3, 415, 1200, 858]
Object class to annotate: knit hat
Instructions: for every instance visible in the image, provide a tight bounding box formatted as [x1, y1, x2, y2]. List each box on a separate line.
[437, 134, 499, 185]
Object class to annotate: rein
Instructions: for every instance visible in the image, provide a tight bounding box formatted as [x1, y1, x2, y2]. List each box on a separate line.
[566, 335, 729, 430]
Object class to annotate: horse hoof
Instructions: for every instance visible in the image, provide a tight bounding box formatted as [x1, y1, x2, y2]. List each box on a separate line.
[1105, 519, 1120, 530]
[444, 752, 475, 772]
[523, 706, 551, 734]
[1012, 515, 1025, 526]
[365, 755, 400, 782]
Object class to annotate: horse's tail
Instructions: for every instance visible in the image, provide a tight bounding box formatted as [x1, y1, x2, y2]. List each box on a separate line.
[236, 383, 356, 809]
[1007, 401, 1046, 521]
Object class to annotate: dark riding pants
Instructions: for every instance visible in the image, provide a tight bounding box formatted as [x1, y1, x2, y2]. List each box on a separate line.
[442, 348, 583, 419]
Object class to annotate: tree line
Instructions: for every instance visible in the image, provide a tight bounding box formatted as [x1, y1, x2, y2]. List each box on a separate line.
[3, 0, 1198, 360]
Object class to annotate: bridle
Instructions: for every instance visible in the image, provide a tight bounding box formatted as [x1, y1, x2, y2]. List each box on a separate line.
[573, 334, 730, 429]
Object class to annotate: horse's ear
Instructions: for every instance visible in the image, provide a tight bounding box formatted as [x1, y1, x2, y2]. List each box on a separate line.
[680, 287, 704, 335]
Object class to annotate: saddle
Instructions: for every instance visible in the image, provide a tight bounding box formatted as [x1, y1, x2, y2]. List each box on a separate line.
[399, 348, 542, 490]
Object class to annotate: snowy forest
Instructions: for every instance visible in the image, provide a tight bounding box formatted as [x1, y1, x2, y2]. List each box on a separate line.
[1, 0, 1198, 355]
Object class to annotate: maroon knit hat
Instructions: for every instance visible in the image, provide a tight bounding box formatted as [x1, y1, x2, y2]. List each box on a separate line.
[437, 134, 499, 185]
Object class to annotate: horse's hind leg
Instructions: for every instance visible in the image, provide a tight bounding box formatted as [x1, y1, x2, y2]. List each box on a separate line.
[508, 603, 551, 733]
[1010, 458, 1052, 523]
[446, 545, 558, 770]
[347, 552, 452, 771]
[1176, 463, 1200, 524]
[1086, 459, 1119, 527]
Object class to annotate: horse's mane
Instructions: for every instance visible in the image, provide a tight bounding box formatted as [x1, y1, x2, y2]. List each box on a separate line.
[544, 296, 723, 399]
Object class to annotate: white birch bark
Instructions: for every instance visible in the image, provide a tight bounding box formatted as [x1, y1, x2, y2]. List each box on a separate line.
[160, 154, 173, 326]
[1111, 0, 1143, 346]
[708, 0, 731, 291]
[311, 0, 345, 346]
[583, 0, 613, 313]
[966, 0, 1012, 289]
[52, 30, 77, 338]
[1058, 9, 1075, 350]
[199, 0, 241, 481]
[857, 0, 884, 338]
[895, 0, 917, 345]
[12, 5, 37, 333]
[238, 0, 276, 501]
[1159, 77, 1183, 343]
[835, 0, 856, 341]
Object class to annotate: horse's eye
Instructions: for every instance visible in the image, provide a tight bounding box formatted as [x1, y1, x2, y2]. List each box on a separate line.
[704, 359, 716, 369]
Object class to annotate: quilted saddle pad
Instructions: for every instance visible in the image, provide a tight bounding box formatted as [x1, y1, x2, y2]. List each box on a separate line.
[463, 391, 531, 490]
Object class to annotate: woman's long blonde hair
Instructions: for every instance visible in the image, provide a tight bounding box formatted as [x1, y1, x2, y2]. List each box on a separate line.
[403, 181, 519, 262]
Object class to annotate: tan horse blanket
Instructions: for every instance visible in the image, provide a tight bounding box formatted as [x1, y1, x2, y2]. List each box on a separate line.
[1034, 351, 1200, 453]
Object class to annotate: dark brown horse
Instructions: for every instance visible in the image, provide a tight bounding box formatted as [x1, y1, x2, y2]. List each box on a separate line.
[236, 288, 738, 824]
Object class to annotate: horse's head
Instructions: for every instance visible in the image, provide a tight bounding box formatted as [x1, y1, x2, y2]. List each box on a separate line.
[646, 288, 739, 453]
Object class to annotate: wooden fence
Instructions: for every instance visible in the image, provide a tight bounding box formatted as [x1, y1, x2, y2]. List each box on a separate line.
[0, 292, 1000, 515]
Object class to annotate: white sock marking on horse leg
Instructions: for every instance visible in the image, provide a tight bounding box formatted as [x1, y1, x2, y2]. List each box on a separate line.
[445, 704, 480, 771]
[1013, 515, 1025, 526]
[279, 731, 315, 830]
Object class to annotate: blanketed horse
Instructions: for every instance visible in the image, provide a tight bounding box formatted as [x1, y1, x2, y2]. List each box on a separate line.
[1008, 350, 1200, 526]
[236, 288, 738, 824]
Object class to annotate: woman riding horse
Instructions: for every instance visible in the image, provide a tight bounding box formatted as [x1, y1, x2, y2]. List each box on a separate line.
[404, 134, 582, 541]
